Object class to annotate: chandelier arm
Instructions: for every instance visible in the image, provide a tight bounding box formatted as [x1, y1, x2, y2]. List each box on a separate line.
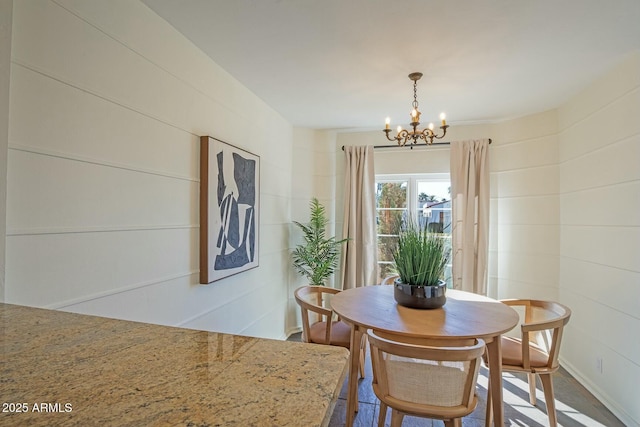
[432, 125, 449, 140]
[383, 128, 411, 146]
[398, 129, 410, 146]
[383, 129, 396, 142]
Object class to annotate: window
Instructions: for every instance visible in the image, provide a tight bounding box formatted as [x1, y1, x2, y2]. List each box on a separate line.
[375, 174, 452, 286]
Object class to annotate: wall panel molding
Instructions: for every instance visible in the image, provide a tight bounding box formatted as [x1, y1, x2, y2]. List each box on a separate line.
[11, 59, 198, 138]
[50, 270, 198, 310]
[7, 224, 197, 237]
[9, 142, 198, 182]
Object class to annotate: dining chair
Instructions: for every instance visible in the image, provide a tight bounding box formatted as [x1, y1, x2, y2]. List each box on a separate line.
[367, 330, 485, 427]
[294, 285, 366, 378]
[485, 299, 572, 427]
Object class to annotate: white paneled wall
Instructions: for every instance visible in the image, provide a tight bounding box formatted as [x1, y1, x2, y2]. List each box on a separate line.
[287, 128, 338, 335]
[557, 53, 640, 427]
[0, 0, 11, 300]
[5, 0, 293, 339]
[489, 111, 560, 301]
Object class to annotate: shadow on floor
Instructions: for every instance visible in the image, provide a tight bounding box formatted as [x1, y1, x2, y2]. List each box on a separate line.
[287, 332, 624, 427]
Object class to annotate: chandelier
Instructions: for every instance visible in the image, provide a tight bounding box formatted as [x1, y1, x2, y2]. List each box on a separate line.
[383, 72, 449, 146]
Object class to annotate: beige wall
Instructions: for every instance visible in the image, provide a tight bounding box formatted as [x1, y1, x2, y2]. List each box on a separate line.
[5, 0, 293, 339]
[557, 52, 639, 426]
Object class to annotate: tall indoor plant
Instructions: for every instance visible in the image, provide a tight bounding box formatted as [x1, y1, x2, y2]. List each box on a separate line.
[392, 217, 451, 308]
[292, 198, 348, 286]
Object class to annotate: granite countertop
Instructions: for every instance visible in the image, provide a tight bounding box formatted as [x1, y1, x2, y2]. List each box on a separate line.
[0, 303, 349, 426]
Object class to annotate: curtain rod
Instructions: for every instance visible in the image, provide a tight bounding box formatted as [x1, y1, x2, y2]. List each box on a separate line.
[341, 138, 492, 151]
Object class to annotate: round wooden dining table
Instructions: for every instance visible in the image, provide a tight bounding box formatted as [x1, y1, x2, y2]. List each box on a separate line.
[331, 285, 519, 427]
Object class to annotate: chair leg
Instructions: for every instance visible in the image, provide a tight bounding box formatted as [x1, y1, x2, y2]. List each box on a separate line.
[359, 335, 366, 378]
[528, 372, 537, 405]
[377, 402, 387, 427]
[352, 372, 359, 413]
[485, 375, 493, 427]
[444, 418, 462, 427]
[539, 373, 558, 427]
[390, 409, 404, 427]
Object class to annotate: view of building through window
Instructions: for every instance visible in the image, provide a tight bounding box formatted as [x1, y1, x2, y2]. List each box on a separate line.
[375, 175, 452, 286]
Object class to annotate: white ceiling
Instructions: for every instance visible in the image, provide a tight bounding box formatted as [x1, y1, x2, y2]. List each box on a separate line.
[142, 0, 640, 131]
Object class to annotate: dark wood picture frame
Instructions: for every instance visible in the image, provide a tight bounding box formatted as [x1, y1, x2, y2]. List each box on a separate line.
[200, 136, 260, 284]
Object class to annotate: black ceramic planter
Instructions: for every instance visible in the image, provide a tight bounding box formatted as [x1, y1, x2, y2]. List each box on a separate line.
[393, 280, 447, 309]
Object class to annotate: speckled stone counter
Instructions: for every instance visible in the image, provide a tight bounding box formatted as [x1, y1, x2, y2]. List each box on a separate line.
[0, 303, 349, 426]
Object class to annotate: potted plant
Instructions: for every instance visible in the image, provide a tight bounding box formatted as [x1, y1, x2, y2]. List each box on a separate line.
[392, 217, 451, 309]
[292, 198, 348, 286]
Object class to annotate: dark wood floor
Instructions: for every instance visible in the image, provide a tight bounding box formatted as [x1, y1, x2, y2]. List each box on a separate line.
[287, 332, 624, 427]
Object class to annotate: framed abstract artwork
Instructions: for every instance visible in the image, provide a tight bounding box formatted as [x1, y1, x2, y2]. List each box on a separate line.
[200, 136, 260, 283]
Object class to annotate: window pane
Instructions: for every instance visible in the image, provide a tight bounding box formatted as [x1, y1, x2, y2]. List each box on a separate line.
[376, 182, 407, 209]
[416, 180, 452, 234]
[377, 209, 403, 236]
[416, 202, 452, 233]
[414, 180, 452, 287]
[378, 263, 396, 282]
[416, 181, 450, 203]
[376, 180, 406, 284]
[377, 235, 399, 263]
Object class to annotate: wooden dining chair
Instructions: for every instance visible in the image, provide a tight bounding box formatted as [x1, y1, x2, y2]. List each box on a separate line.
[294, 285, 366, 378]
[367, 330, 485, 427]
[485, 299, 571, 427]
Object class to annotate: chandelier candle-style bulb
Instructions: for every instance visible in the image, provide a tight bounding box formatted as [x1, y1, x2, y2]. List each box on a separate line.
[382, 72, 450, 146]
[411, 109, 419, 124]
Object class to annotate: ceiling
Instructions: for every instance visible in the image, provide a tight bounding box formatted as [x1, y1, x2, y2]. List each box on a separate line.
[142, 0, 640, 131]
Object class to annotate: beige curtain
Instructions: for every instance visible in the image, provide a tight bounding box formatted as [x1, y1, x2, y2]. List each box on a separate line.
[340, 146, 378, 290]
[450, 139, 490, 295]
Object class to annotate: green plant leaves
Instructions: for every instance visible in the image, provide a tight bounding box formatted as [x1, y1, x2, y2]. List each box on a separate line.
[292, 198, 348, 286]
[392, 218, 450, 287]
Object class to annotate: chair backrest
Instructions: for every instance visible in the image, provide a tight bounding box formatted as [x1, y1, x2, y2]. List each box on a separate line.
[502, 299, 571, 370]
[367, 330, 485, 419]
[380, 275, 399, 286]
[294, 285, 341, 344]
